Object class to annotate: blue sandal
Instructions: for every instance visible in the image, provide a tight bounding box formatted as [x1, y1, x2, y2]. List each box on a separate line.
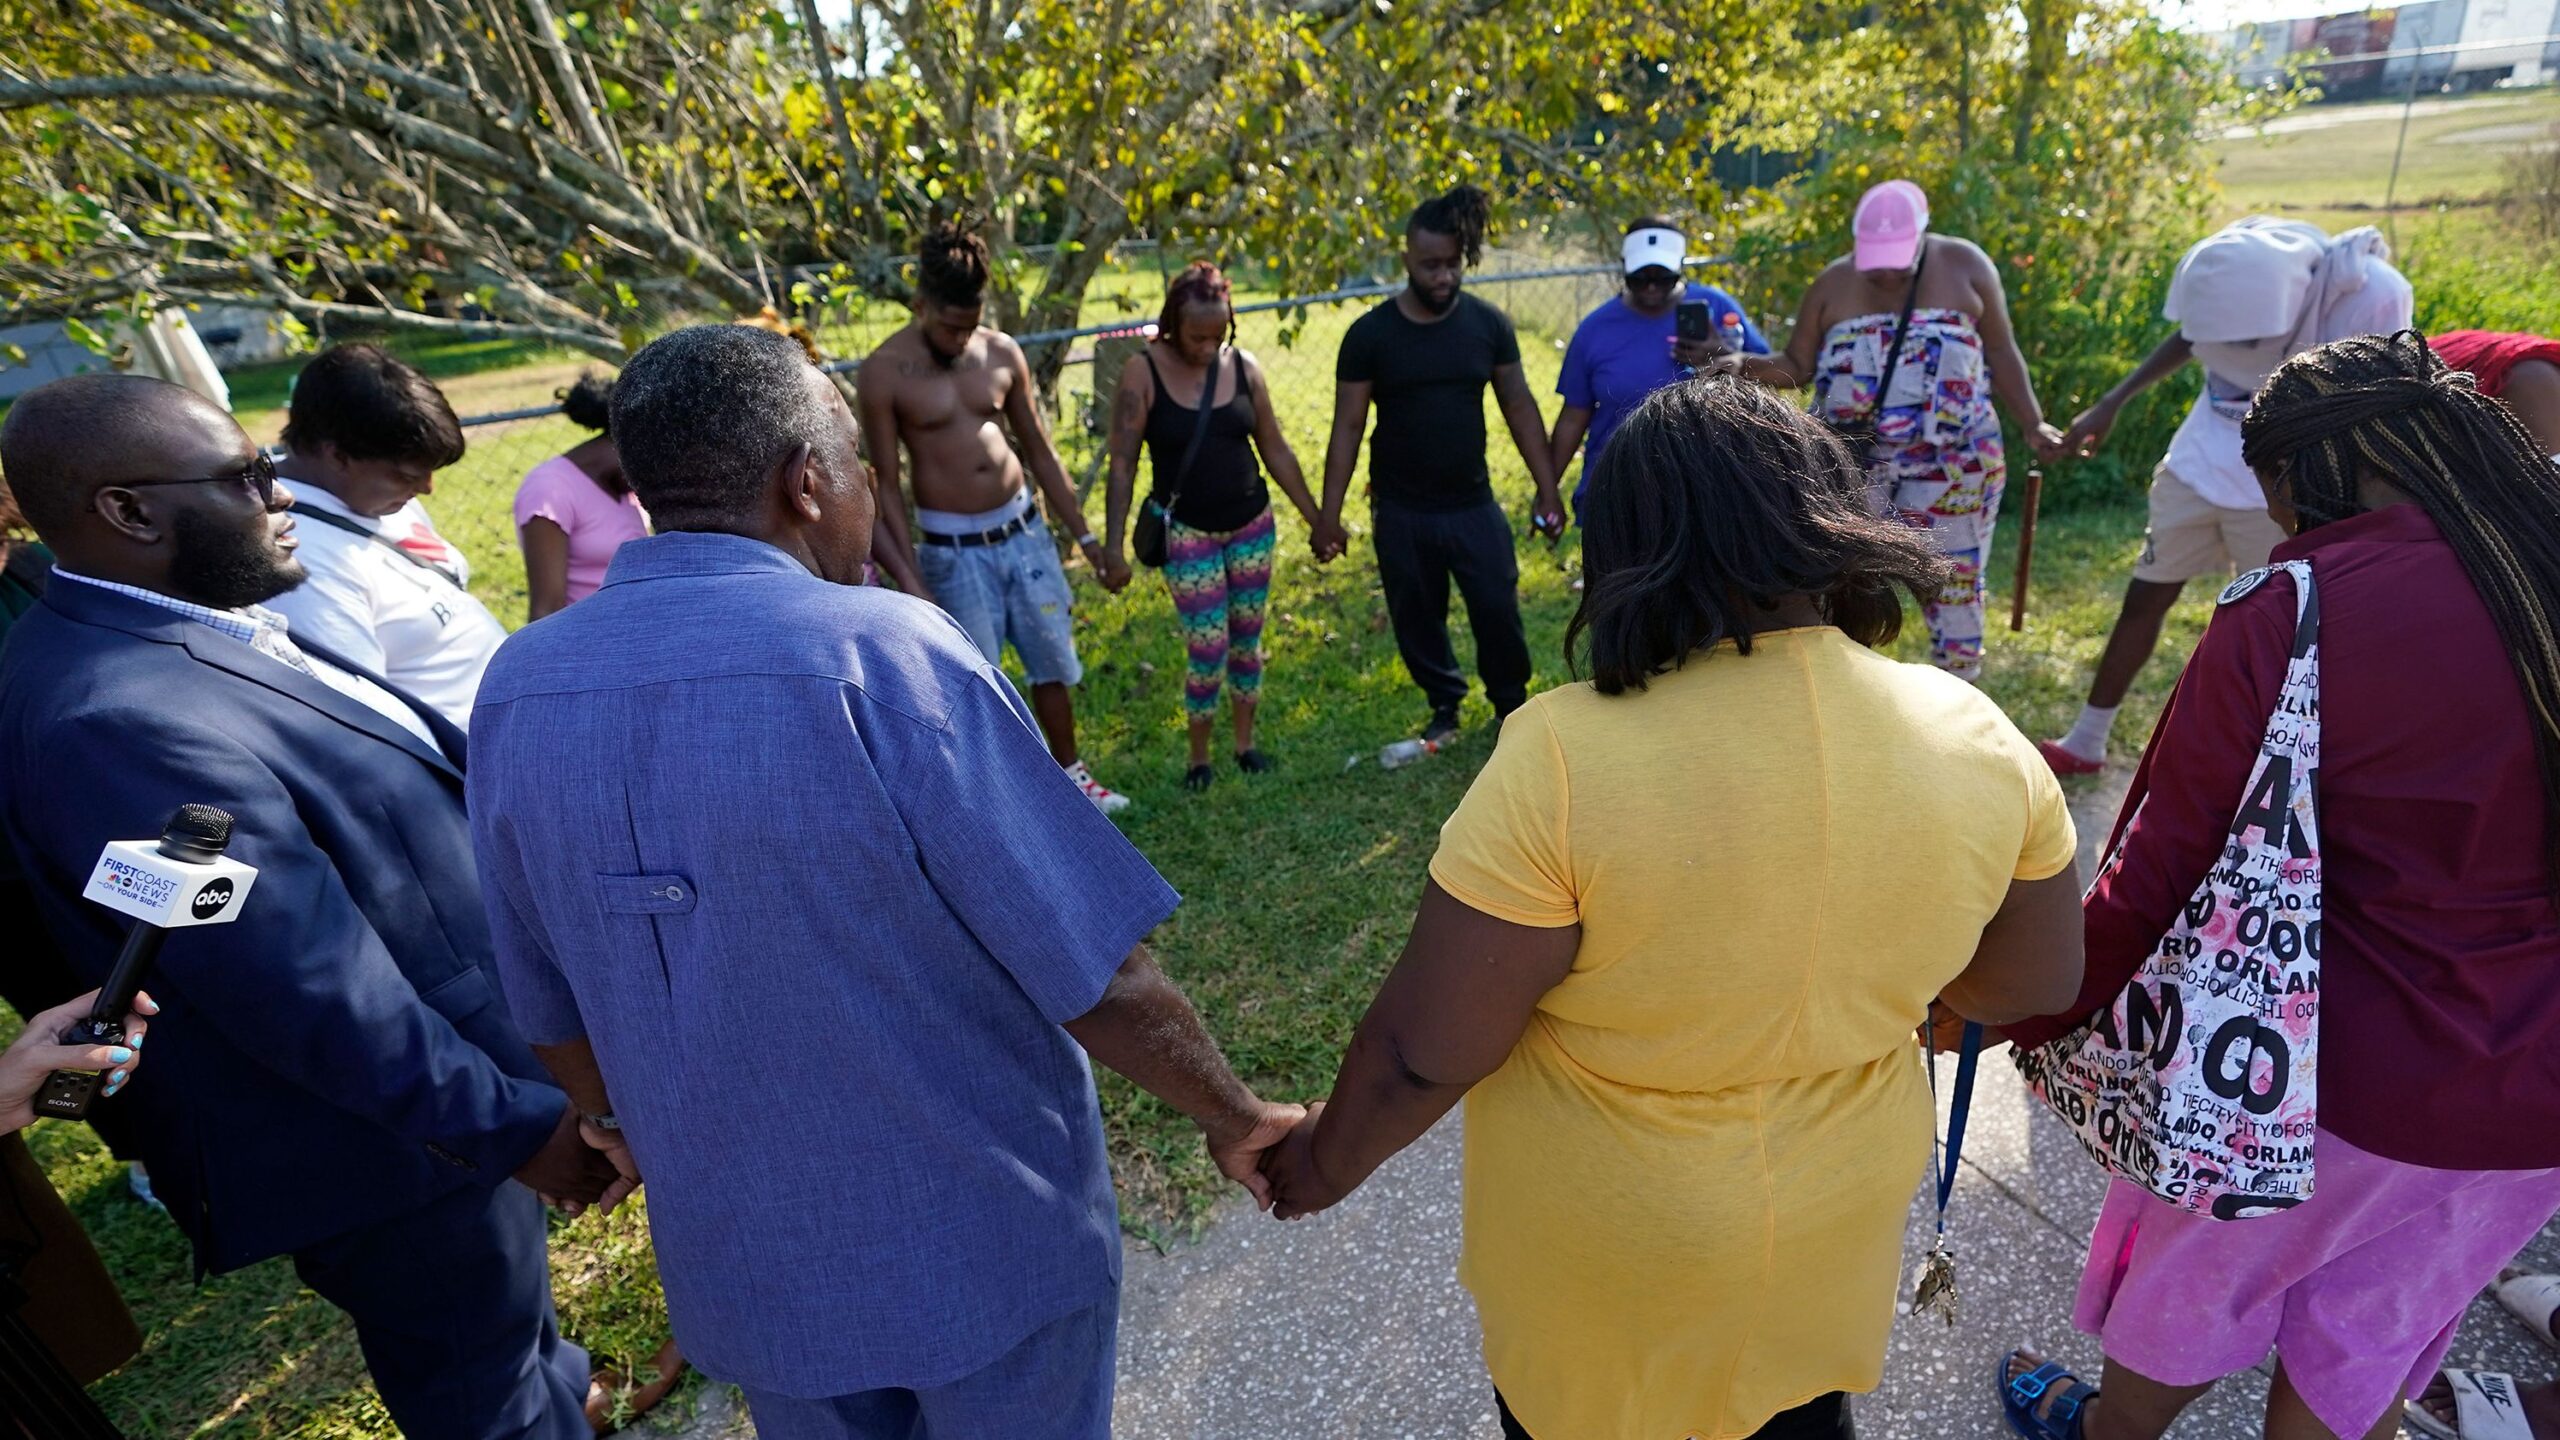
[1999, 1351, 2098, 1440]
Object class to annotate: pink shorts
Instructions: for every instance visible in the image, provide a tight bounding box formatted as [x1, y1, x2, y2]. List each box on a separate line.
[2075, 1128, 2560, 1437]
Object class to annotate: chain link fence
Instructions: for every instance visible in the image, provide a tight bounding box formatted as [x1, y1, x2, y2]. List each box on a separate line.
[424, 246, 1785, 624]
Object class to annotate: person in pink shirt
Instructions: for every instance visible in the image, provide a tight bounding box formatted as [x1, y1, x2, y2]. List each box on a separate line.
[515, 373, 648, 620]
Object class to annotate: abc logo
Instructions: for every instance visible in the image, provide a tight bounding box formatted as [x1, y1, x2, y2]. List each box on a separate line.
[190, 878, 236, 920]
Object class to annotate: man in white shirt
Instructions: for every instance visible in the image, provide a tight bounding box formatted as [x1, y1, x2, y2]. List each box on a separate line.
[266, 344, 507, 730]
[2037, 218, 2414, 775]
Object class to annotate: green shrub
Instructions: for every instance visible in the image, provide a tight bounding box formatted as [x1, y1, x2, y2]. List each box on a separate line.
[1728, 1, 2290, 512]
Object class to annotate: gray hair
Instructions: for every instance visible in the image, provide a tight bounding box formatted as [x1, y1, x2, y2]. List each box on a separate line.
[610, 325, 838, 529]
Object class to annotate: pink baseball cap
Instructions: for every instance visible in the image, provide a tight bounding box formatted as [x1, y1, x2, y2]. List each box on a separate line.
[1853, 180, 1930, 272]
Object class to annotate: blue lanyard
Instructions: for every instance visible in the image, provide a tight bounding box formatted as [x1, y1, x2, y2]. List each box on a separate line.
[1929, 1021, 1985, 1233]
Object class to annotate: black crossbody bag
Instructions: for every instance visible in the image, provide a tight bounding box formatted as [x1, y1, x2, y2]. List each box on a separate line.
[1823, 240, 1930, 462]
[1133, 347, 1223, 570]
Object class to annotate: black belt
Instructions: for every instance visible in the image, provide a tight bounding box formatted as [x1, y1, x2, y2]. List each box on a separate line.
[917, 505, 1038, 548]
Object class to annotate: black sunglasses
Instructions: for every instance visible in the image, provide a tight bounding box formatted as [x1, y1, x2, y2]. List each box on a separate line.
[1626, 269, 1681, 290]
[110, 452, 280, 504]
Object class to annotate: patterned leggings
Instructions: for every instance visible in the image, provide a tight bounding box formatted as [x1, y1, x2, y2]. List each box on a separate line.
[1165, 509, 1276, 718]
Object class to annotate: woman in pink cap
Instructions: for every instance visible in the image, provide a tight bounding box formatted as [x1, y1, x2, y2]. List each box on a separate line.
[1729, 179, 2065, 681]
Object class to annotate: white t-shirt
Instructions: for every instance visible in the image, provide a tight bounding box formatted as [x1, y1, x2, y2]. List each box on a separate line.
[2162, 259, 2415, 510]
[267, 484, 507, 730]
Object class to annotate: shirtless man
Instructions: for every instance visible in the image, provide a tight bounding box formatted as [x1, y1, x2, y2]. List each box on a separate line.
[859, 221, 1132, 813]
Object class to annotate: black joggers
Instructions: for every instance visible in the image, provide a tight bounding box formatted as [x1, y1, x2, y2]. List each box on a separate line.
[1496, 1390, 1855, 1440]
[1370, 492, 1532, 720]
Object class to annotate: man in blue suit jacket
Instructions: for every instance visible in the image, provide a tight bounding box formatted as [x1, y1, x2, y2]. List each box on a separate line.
[0, 374, 611, 1438]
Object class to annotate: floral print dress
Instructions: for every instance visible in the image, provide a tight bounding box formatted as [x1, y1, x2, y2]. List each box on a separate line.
[1812, 308, 2006, 680]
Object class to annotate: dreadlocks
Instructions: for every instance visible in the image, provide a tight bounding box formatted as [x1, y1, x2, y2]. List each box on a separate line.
[917, 219, 993, 307]
[1407, 184, 1492, 267]
[2242, 328, 2560, 879]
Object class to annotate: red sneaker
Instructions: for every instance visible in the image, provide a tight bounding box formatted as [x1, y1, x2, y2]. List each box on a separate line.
[2036, 739, 2104, 778]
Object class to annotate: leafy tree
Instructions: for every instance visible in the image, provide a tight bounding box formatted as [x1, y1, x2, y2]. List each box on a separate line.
[0, 0, 2278, 421]
[0, 0, 1862, 365]
[1748, 0, 2299, 501]
[0, 1, 832, 357]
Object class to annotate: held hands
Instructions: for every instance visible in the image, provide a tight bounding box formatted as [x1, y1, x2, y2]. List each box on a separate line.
[1202, 1096, 1308, 1211]
[2055, 398, 2122, 461]
[518, 1101, 625, 1217]
[1261, 1102, 1350, 1221]
[1528, 491, 1567, 547]
[1097, 546, 1134, 594]
[1087, 542, 1133, 594]
[1308, 512, 1351, 564]
[0, 988, 155, 1135]
[1920, 1000, 2004, 1053]
[2025, 421, 2073, 465]
[578, 1118, 643, 1216]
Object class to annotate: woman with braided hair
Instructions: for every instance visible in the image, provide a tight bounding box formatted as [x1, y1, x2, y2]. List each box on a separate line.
[1994, 329, 2560, 1440]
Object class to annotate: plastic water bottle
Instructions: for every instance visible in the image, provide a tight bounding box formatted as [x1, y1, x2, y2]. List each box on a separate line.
[1718, 311, 1748, 352]
[1379, 737, 1441, 770]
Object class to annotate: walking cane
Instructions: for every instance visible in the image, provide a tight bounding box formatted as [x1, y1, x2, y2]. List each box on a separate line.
[2009, 467, 2043, 632]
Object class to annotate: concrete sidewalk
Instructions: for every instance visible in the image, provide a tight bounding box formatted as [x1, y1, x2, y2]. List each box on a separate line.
[683, 776, 2560, 1437]
[1110, 1063, 2560, 1439]
[1107, 776, 2560, 1439]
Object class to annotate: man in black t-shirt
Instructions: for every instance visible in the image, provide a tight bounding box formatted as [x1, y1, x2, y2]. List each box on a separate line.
[1321, 185, 1564, 743]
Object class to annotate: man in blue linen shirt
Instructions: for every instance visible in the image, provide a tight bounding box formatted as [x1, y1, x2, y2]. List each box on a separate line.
[1548, 216, 1771, 517]
[464, 324, 1301, 1440]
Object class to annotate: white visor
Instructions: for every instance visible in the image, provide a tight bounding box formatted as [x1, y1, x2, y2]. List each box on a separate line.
[1622, 227, 1686, 276]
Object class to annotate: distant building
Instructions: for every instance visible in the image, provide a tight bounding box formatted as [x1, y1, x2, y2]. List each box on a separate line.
[2212, 0, 2557, 96]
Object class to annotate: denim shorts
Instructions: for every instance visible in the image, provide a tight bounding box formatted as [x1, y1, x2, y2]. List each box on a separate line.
[916, 523, 1085, 687]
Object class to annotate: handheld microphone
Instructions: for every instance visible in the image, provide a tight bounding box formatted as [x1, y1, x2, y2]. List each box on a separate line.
[36, 805, 256, 1120]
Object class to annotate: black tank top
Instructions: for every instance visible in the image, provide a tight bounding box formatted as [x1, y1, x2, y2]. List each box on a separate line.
[1143, 349, 1268, 533]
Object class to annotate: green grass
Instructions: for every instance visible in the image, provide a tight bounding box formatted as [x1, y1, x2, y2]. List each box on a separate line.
[39, 293, 2203, 1430]
[39, 89, 2557, 1429]
[219, 336, 588, 420]
[2215, 89, 2560, 225]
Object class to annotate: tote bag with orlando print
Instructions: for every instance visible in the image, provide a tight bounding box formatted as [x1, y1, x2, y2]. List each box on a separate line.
[2015, 560, 2322, 1220]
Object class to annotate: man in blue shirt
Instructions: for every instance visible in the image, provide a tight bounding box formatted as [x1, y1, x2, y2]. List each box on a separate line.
[465, 324, 1301, 1440]
[1548, 217, 1771, 518]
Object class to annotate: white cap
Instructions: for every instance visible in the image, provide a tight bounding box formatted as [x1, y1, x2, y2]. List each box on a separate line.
[2164, 218, 2324, 344]
[1622, 227, 1686, 276]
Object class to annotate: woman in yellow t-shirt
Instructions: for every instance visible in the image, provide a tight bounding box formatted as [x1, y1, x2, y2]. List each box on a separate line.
[1266, 378, 2086, 1440]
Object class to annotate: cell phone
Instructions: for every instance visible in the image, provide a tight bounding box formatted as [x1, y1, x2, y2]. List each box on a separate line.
[1675, 300, 1715, 343]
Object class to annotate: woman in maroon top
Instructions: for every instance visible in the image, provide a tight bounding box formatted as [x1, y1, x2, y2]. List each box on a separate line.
[1996, 331, 2560, 1440]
